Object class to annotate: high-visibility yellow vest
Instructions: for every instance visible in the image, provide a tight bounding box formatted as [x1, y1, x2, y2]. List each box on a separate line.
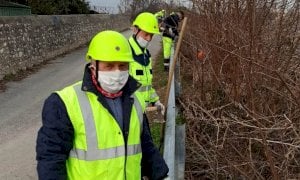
[56, 81, 145, 180]
[154, 10, 164, 19]
[129, 36, 159, 104]
[162, 36, 173, 59]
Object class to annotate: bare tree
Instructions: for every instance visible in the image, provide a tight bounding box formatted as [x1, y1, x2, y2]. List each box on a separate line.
[118, 0, 169, 20]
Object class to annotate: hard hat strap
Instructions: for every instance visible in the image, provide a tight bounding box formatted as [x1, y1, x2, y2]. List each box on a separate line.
[134, 28, 141, 38]
[95, 61, 99, 84]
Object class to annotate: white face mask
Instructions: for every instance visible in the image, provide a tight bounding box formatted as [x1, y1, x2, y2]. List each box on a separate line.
[97, 70, 129, 93]
[136, 36, 149, 48]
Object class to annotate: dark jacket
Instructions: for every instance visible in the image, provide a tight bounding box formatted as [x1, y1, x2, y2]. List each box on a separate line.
[36, 64, 168, 180]
[162, 13, 181, 40]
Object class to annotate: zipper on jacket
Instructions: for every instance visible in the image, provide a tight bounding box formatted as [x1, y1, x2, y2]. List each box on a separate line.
[143, 52, 150, 102]
[123, 97, 133, 180]
[124, 130, 129, 180]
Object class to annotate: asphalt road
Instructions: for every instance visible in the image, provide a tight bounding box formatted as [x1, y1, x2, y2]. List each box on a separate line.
[0, 30, 162, 179]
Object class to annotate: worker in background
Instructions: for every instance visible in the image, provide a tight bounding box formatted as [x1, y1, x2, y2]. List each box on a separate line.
[129, 12, 165, 115]
[36, 30, 169, 180]
[162, 11, 184, 71]
[154, 9, 166, 26]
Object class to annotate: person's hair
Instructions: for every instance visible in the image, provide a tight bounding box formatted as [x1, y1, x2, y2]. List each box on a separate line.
[178, 11, 184, 17]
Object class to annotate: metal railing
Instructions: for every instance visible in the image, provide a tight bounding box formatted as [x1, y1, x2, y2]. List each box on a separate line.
[163, 45, 186, 180]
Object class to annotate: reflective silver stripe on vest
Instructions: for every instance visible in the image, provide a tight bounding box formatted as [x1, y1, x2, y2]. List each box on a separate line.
[131, 93, 144, 135]
[69, 144, 141, 161]
[138, 85, 152, 92]
[69, 84, 142, 161]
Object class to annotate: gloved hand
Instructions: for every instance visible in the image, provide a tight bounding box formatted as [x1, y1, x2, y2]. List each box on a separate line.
[174, 35, 179, 42]
[159, 26, 165, 32]
[154, 100, 165, 116]
[168, 28, 175, 38]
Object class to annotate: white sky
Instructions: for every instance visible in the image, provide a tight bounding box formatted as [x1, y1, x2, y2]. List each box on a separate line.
[87, 0, 191, 13]
[88, 0, 120, 8]
[87, 0, 121, 13]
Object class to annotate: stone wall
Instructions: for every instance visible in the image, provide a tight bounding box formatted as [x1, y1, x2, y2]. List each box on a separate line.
[0, 14, 130, 80]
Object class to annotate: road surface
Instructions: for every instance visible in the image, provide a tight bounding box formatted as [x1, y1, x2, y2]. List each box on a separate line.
[0, 30, 162, 179]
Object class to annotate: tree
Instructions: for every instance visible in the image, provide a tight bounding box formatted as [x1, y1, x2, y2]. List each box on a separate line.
[25, 0, 90, 15]
[119, 0, 166, 21]
[9, 0, 29, 5]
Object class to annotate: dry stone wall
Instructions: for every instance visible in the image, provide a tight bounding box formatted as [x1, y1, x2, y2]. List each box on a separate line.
[0, 14, 130, 80]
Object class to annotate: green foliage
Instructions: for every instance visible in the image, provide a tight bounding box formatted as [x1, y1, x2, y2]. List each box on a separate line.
[27, 0, 90, 15]
[3, 73, 15, 81]
[10, 0, 29, 6]
[150, 122, 161, 148]
[176, 114, 185, 125]
[152, 52, 168, 88]
[68, 0, 90, 14]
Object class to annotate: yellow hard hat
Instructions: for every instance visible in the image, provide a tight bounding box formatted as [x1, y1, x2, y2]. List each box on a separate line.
[133, 12, 160, 34]
[86, 30, 133, 62]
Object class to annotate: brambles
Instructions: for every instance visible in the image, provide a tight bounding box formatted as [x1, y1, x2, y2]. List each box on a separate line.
[180, 0, 300, 179]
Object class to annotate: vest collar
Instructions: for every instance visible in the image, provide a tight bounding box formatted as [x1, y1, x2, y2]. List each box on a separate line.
[129, 36, 151, 66]
[129, 36, 145, 56]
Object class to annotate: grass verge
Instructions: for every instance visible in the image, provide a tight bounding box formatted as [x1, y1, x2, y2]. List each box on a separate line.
[147, 49, 168, 148]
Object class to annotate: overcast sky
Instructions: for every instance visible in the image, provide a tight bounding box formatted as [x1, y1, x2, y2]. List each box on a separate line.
[87, 0, 121, 13]
[88, 0, 120, 8]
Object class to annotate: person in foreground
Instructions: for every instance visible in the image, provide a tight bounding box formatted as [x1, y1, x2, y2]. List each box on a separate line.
[36, 30, 168, 180]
